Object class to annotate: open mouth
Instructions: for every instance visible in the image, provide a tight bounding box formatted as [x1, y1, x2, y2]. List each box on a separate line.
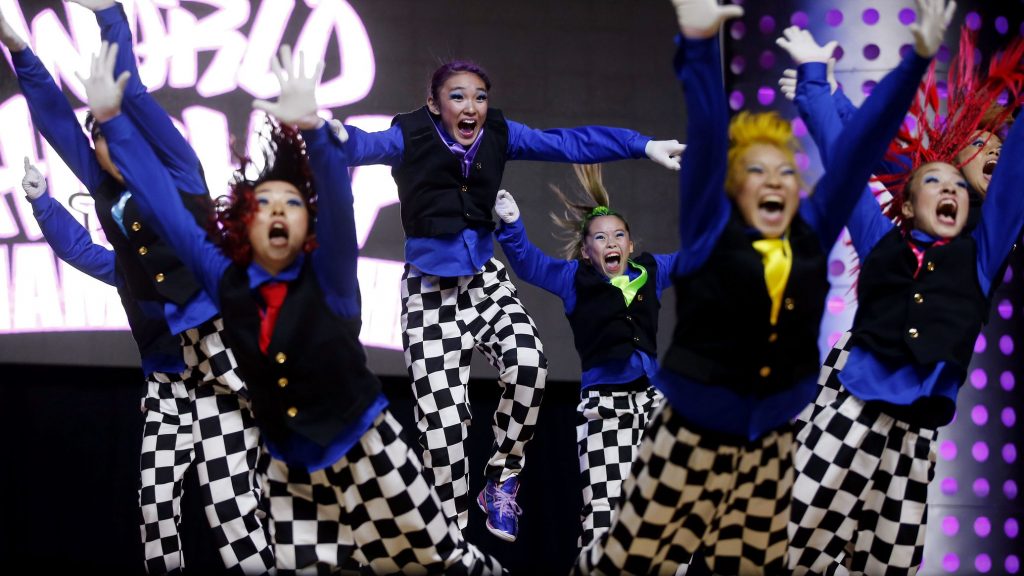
[457, 119, 477, 139]
[269, 222, 289, 245]
[604, 251, 622, 273]
[758, 195, 786, 224]
[983, 159, 997, 176]
[936, 198, 958, 226]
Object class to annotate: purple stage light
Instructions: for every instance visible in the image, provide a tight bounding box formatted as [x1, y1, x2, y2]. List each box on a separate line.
[1001, 370, 1015, 391]
[1005, 479, 1018, 500]
[976, 333, 987, 353]
[942, 553, 960, 572]
[999, 335, 1014, 355]
[942, 515, 959, 536]
[939, 440, 957, 461]
[757, 86, 776, 105]
[1008, 555, 1020, 574]
[1003, 407, 1016, 428]
[975, 516, 992, 537]
[971, 404, 988, 426]
[759, 15, 776, 35]
[1003, 264, 1013, 284]
[899, 8, 916, 25]
[828, 258, 845, 277]
[861, 80, 876, 96]
[791, 11, 809, 28]
[827, 332, 841, 348]
[940, 476, 958, 496]
[863, 44, 880, 60]
[791, 117, 807, 137]
[759, 50, 775, 70]
[973, 441, 990, 462]
[825, 8, 843, 27]
[731, 55, 746, 75]
[936, 44, 951, 63]
[862, 8, 879, 25]
[729, 90, 744, 111]
[1004, 443, 1017, 464]
[977, 554, 993, 573]
[795, 151, 809, 171]
[730, 20, 746, 40]
[996, 16, 1009, 35]
[827, 296, 844, 315]
[998, 299, 1013, 319]
[966, 11, 982, 31]
[971, 368, 987, 390]
[1007, 518, 1020, 538]
[899, 43, 914, 58]
[974, 477, 990, 498]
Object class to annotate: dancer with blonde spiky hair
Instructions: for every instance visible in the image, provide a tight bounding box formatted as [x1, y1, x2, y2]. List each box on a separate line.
[572, 0, 948, 573]
[493, 163, 675, 552]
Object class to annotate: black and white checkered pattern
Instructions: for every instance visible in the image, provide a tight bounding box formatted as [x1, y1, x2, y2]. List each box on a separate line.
[576, 385, 662, 549]
[788, 387, 936, 576]
[401, 259, 547, 529]
[794, 331, 853, 429]
[263, 409, 504, 575]
[181, 319, 275, 574]
[575, 403, 793, 576]
[138, 370, 194, 575]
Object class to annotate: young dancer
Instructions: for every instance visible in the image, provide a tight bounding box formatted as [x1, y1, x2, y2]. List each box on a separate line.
[493, 164, 671, 549]
[1, 3, 273, 572]
[80, 40, 505, 574]
[783, 29, 1024, 576]
[573, 0, 948, 573]
[335, 60, 684, 541]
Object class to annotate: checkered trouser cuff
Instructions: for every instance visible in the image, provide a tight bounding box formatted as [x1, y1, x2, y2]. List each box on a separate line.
[402, 259, 547, 528]
[575, 403, 793, 575]
[789, 387, 937, 575]
[139, 370, 194, 575]
[794, 331, 853, 429]
[264, 409, 504, 575]
[576, 386, 662, 549]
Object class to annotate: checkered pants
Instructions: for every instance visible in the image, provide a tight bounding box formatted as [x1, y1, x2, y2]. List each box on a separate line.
[401, 259, 547, 529]
[575, 403, 793, 576]
[138, 370, 194, 574]
[181, 318, 275, 574]
[794, 331, 852, 430]
[263, 409, 505, 575]
[788, 386, 937, 576]
[576, 385, 662, 549]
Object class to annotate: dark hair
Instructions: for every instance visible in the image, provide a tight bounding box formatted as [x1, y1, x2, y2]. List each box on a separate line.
[429, 60, 491, 103]
[216, 118, 318, 264]
[550, 164, 631, 260]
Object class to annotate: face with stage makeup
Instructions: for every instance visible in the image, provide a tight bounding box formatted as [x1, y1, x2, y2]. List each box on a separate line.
[727, 143, 801, 239]
[426, 61, 492, 148]
[955, 130, 1001, 198]
[901, 161, 970, 239]
[581, 214, 634, 279]
[247, 180, 310, 275]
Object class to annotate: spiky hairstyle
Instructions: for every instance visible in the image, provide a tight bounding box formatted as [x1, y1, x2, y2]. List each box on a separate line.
[725, 111, 803, 196]
[549, 164, 630, 261]
[216, 117, 318, 264]
[880, 27, 1024, 225]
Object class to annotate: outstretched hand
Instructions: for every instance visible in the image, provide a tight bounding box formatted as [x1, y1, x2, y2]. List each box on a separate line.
[327, 118, 350, 144]
[66, 0, 118, 11]
[252, 45, 325, 130]
[778, 58, 837, 101]
[0, 8, 28, 51]
[910, 0, 956, 58]
[22, 157, 47, 200]
[645, 139, 686, 171]
[75, 41, 130, 123]
[776, 26, 838, 66]
[494, 190, 520, 224]
[670, 0, 744, 39]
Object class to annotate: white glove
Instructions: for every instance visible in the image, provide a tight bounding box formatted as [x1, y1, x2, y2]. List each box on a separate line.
[66, 0, 117, 11]
[0, 8, 28, 52]
[775, 26, 838, 66]
[670, 0, 744, 39]
[494, 189, 520, 224]
[252, 45, 325, 130]
[910, 0, 956, 58]
[22, 157, 46, 200]
[779, 58, 837, 101]
[645, 139, 685, 171]
[75, 41, 130, 123]
[328, 118, 349, 143]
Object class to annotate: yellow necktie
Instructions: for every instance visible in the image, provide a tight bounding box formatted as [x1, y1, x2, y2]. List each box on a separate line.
[751, 236, 792, 325]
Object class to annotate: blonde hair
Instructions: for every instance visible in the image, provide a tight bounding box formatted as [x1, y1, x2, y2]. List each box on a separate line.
[725, 111, 803, 196]
[550, 164, 629, 260]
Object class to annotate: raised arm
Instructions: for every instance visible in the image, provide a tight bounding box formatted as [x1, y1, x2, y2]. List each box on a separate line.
[81, 0, 207, 194]
[669, 0, 744, 277]
[1, 10, 108, 192]
[23, 157, 116, 285]
[81, 41, 228, 299]
[800, 0, 954, 250]
[493, 190, 578, 309]
[506, 123, 684, 170]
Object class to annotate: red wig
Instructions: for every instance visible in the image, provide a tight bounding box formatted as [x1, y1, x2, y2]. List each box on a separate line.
[217, 118, 318, 264]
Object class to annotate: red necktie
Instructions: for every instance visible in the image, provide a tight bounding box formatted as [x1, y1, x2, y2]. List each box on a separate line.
[258, 282, 288, 354]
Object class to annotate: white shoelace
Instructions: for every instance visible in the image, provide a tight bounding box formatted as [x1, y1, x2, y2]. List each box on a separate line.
[492, 488, 523, 518]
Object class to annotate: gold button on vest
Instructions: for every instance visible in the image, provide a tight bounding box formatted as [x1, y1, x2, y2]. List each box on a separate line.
[275, 352, 287, 364]
[287, 407, 297, 417]
[277, 377, 288, 388]
[154, 273, 165, 283]
[908, 327, 919, 338]
[138, 246, 148, 256]
[131, 221, 142, 232]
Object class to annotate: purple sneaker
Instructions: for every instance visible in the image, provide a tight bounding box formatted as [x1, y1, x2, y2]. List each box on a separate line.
[477, 476, 522, 542]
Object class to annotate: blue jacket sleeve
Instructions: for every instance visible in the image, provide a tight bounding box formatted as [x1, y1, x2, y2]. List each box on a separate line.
[833, 87, 858, 124]
[800, 51, 932, 251]
[96, 4, 206, 195]
[672, 36, 732, 278]
[29, 194, 117, 285]
[795, 62, 846, 167]
[652, 251, 680, 296]
[12, 49, 108, 194]
[495, 218, 578, 312]
[974, 115, 1024, 296]
[341, 124, 404, 166]
[101, 114, 229, 302]
[305, 124, 361, 318]
[506, 121, 650, 162]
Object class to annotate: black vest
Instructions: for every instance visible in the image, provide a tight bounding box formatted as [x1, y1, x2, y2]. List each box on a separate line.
[567, 253, 660, 371]
[111, 263, 182, 366]
[92, 176, 212, 307]
[218, 261, 382, 446]
[663, 211, 829, 396]
[851, 227, 989, 374]
[391, 106, 509, 237]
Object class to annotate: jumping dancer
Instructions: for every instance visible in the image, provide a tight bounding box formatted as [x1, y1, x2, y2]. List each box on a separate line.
[335, 59, 684, 540]
[1, 3, 273, 572]
[493, 164, 671, 549]
[574, 0, 947, 573]
[80, 41, 505, 574]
